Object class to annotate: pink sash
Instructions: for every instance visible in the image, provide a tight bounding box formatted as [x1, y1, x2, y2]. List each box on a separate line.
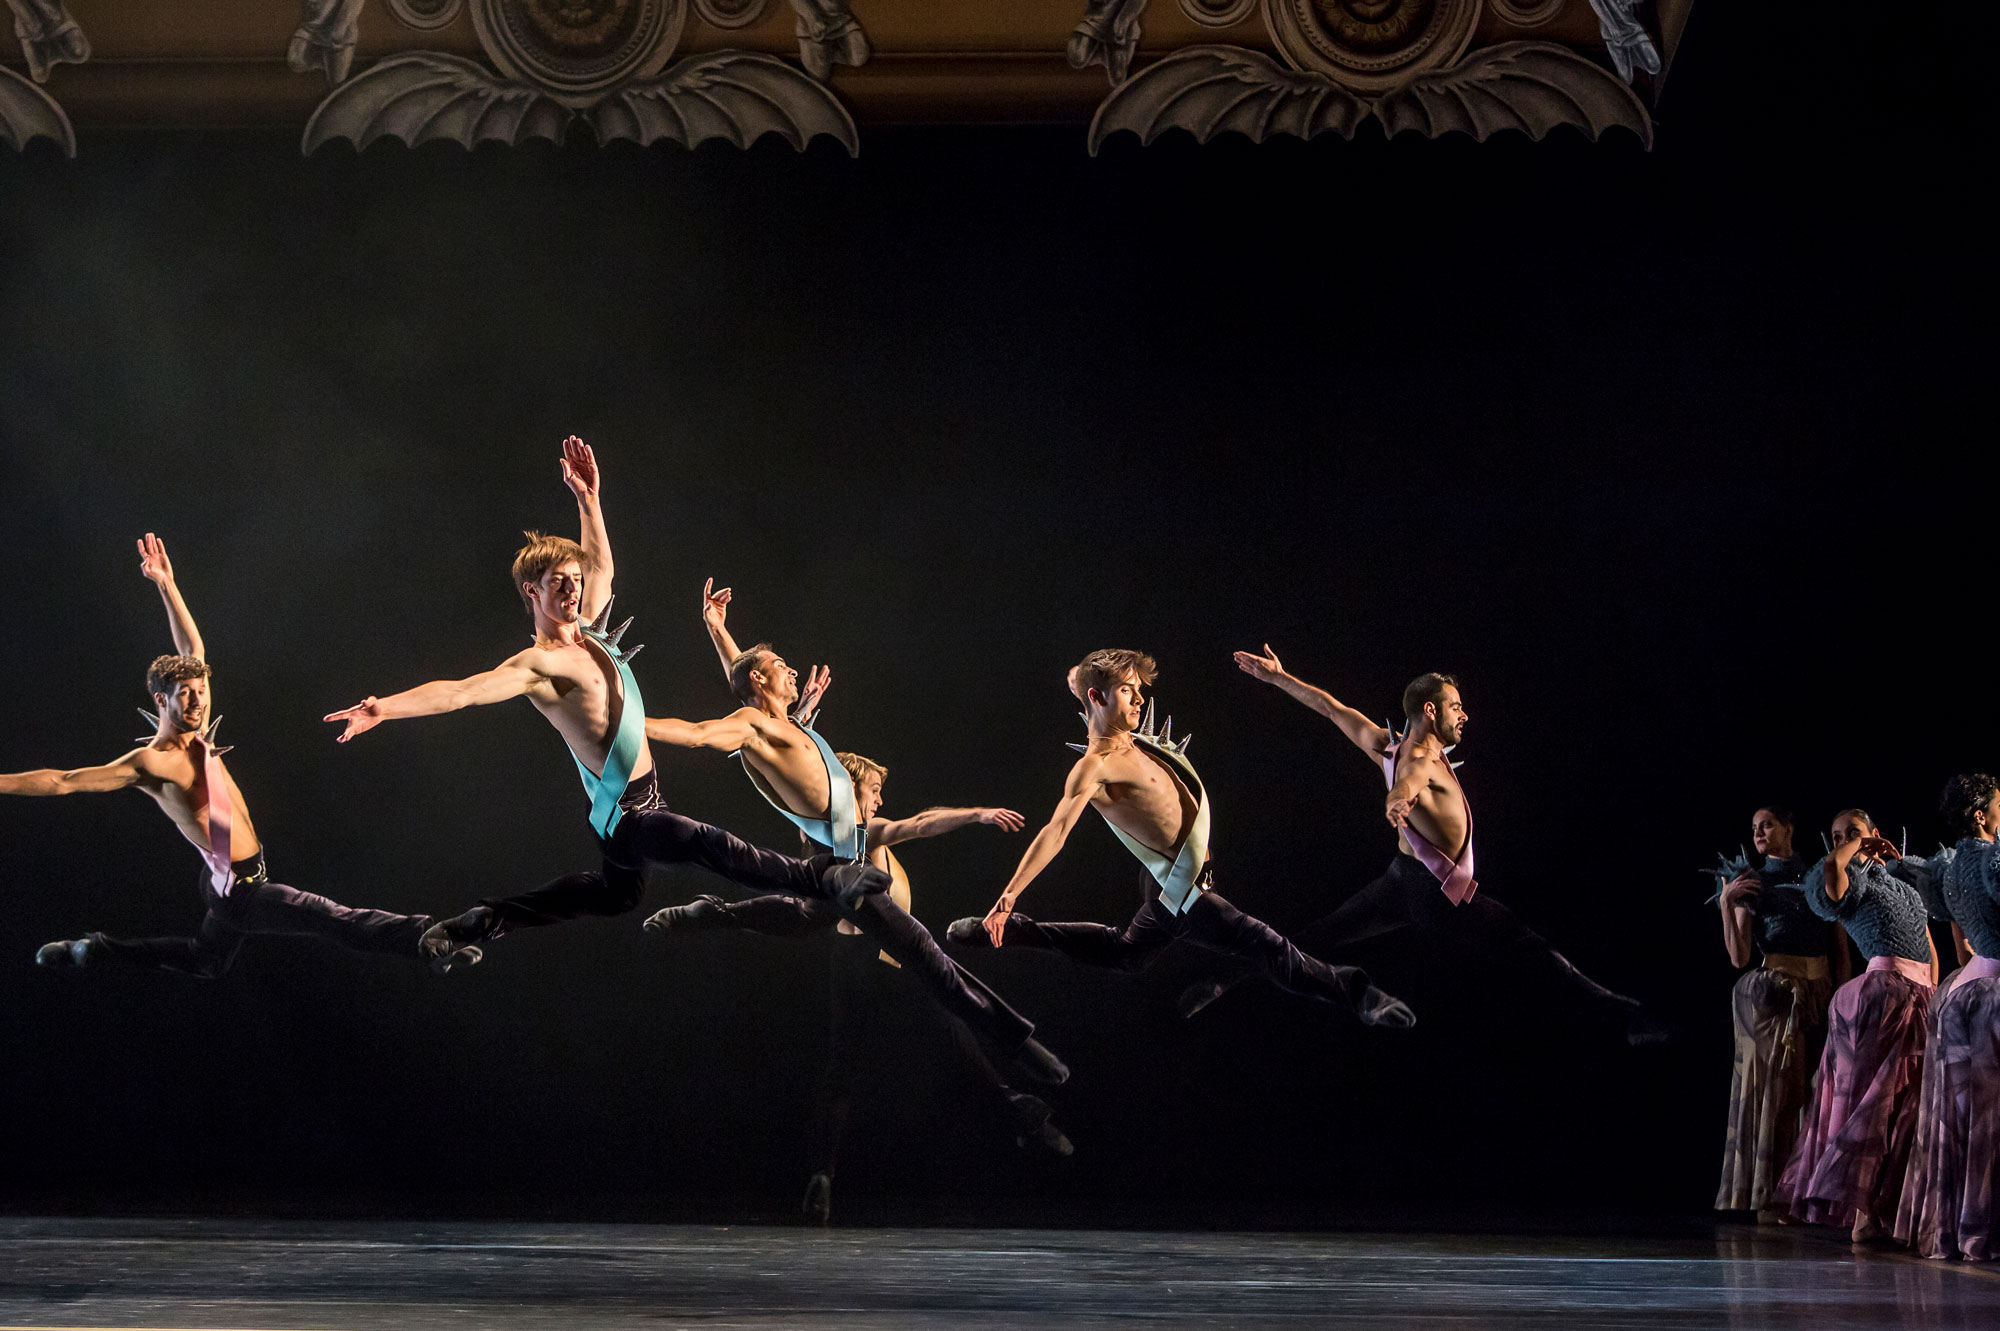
[1382, 738, 1476, 905]
[1866, 953, 1934, 990]
[195, 739, 235, 898]
[1942, 953, 2000, 999]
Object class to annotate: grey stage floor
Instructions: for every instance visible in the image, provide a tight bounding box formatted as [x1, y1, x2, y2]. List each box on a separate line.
[3, 1217, 1998, 1329]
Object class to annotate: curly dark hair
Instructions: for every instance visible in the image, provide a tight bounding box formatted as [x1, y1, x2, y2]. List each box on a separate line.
[1938, 773, 1999, 841]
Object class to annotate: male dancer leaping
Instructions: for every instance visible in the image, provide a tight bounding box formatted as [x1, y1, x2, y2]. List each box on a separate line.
[322, 440, 1062, 1081]
[944, 649, 1415, 1028]
[638, 582, 1066, 1082]
[1179, 648, 1662, 1044]
[4, 534, 469, 977]
[646, 749, 1072, 1223]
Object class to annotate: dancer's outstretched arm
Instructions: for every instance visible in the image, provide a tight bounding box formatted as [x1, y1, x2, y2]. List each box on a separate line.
[981, 754, 1102, 945]
[2, 749, 154, 797]
[872, 806, 1025, 848]
[323, 653, 546, 742]
[560, 436, 615, 625]
[138, 532, 204, 661]
[643, 710, 761, 754]
[1233, 645, 1391, 757]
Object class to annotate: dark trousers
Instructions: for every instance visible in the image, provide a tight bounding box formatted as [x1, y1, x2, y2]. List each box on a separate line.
[1283, 854, 1636, 1017]
[90, 856, 430, 979]
[481, 808, 1037, 1050]
[673, 897, 1041, 1173]
[999, 884, 1377, 1011]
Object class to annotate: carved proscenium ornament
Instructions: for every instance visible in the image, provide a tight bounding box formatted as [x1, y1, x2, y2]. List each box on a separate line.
[470, 0, 686, 101]
[1089, 42, 1649, 151]
[303, 0, 858, 153]
[1264, 0, 1480, 92]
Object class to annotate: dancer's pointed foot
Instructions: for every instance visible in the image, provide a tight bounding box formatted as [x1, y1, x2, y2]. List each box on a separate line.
[35, 936, 98, 968]
[945, 916, 992, 947]
[421, 906, 497, 970]
[1014, 1036, 1069, 1086]
[643, 895, 726, 934]
[1357, 984, 1417, 1029]
[1177, 979, 1230, 1019]
[802, 1172, 832, 1226]
[431, 944, 483, 975]
[1009, 1095, 1075, 1159]
[825, 861, 890, 910]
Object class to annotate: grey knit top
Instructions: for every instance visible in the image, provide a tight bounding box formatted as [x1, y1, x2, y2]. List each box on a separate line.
[1803, 856, 1932, 964]
[1935, 839, 2000, 959]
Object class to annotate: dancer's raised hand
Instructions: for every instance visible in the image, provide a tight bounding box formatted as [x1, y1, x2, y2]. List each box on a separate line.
[977, 808, 1027, 833]
[136, 532, 175, 585]
[794, 664, 832, 724]
[1719, 872, 1762, 907]
[701, 577, 732, 629]
[323, 698, 385, 743]
[1233, 643, 1285, 683]
[559, 436, 600, 501]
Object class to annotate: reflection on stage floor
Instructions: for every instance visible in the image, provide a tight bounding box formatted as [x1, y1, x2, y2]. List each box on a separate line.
[2, 1216, 1995, 1328]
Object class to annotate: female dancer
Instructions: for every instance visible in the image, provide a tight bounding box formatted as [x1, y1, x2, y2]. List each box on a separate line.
[1715, 806, 1845, 1219]
[1895, 774, 2000, 1260]
[1775, 813, 1937, 1240]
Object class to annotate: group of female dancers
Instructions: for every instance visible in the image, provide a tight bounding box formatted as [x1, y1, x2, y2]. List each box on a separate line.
[1713, 797, 1999, 1260]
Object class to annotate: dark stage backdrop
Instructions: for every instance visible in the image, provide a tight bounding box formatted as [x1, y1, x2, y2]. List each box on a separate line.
[0, 5, 1982, 1222]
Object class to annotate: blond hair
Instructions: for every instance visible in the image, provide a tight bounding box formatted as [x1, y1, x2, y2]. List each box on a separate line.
[837, 751, 887, 788]
[511, 531, 592, 613]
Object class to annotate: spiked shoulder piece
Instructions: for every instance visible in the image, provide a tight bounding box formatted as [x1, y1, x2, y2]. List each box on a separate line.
[579, 595, 644, 665]
[1067, 697, 1192, 756]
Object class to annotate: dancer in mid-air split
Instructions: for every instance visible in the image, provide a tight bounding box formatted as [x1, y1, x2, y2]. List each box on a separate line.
[1177, 647, 1663, 1044]
[945, 649, 1416, 1029]
[321, 440, 1064, 1083]
[638, 581, 1067, 1084]
[3, 534, 469, 977]
[646, 748, 1073, 1223]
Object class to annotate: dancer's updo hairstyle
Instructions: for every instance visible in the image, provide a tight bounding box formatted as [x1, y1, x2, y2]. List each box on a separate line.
[1939, 773, 2000, 840]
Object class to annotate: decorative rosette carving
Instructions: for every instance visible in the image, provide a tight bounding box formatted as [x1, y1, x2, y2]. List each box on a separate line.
[1262, 0, 1481, 92]
[468, 0, 688, 100]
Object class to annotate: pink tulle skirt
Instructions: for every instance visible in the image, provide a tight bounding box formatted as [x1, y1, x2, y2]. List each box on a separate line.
[1894, 958, 2000, 1260]
[1774, 959, 1932, 1227]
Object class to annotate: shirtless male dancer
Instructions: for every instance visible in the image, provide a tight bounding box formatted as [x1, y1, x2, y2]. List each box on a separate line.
[1179, 648, 1662, 1044]
[638, 582, 1066, 1083]
[646, 748, 1073, 1223]
[6, 534, 470, 976]
[321, 441, 1063, 1081]
[945, 649, 1415, 1029]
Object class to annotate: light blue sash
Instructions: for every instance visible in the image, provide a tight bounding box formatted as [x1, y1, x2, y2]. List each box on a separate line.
[741, 721, 862, 860]
[1085, 733, 1211, 916]
[572, 610, 646, 840]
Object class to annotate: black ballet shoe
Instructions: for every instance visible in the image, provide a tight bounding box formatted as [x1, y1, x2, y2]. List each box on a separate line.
[802, 1172, 832, 1226]
[945, 916, 993, 947]
[1357, 985, 1417, 1029]
[1177, 980, 1230, 1019]
[824, 861, 890, 911]
[420, 906, 497, 971]
[643, 895, 727, 934]
[1013, 1036, 1070, 1086]
[34, 937, 98, 968]
[1009, 1095, 1075, 1159]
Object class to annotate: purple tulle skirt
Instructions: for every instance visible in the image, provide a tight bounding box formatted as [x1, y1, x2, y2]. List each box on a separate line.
[1774, 960, 1932, 1227]
[1895, 959, 2000, 1260]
